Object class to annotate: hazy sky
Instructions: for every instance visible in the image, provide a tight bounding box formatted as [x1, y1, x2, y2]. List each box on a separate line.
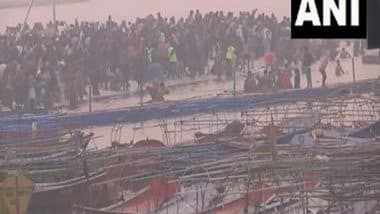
[0, 0, 290, 31]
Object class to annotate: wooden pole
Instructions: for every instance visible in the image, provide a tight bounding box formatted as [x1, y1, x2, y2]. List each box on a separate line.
[352, 57, 356, 83]
[233, 65, 236, 96]
[139, 83, 143, 107]
[88, 85, 92, 112]
[22, 0, 34, 33]
[269, 114, 278, 161]
[15, 176, 20, 214]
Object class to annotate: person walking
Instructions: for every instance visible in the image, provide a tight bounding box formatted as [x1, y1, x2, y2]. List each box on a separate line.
[319, 56, 329, 87]
[335, 60, 345, 77]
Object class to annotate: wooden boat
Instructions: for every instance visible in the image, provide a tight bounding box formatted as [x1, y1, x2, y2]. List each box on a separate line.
[104, 156, 162, 186]
[201, 181, 275, 214]
[0, 80, 373, 134]
[0, 132, 94, 166]
[2, 138, 170, 183]
[112, 138, 166, 149]
[0, 122, 63, 145]
[195, 121, 247, 143]
[14, 124, 378, 213]
[201, 170, 319, 214]
[0, 129, 62, 145]
[28, 169, 111, 213]
[73, 177, 180, 214]
[349, 120, 380, 138]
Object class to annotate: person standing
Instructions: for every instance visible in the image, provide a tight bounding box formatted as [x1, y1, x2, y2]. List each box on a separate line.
[82, 158, 90, 182]
[27, 71, 37, 111]
[0, 63, 6, 111]
[294, 68, 300, 89]
[14, 64, 28, 110]
[264, 52, 274, 72]
[279, 66, 292, 89]
[226, 44, 236, 78]
[319, 56, 329, 87]
[303, 46, 313, 88]
[335, 60, 345, 77]
[168, 45, 178, 79]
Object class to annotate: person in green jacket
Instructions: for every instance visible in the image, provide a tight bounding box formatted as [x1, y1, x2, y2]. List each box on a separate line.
[168, 45, 178, 78]
[225, 44, 236, 78]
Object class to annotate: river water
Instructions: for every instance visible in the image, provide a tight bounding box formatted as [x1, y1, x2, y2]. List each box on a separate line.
[0, 0, 290, 31]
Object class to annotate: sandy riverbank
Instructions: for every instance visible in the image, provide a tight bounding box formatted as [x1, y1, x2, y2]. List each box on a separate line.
[0, 0, 87, 10]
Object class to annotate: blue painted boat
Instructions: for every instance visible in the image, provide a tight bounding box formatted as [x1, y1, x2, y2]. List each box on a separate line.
[0, 79, 374, 144]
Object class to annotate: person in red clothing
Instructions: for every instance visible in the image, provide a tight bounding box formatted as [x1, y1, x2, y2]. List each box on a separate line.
[319, 56, 329, 87]
[284, 63, 293, 89]
[283, 70, 293, 89]
[264, 52, 274, 71]
[279, 63, 292, 89]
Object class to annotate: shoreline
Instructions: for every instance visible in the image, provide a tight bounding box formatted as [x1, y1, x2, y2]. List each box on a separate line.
[0, 0, 88, 10]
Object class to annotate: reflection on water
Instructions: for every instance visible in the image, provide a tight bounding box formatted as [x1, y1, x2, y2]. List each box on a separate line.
[0, 0, 290, 31]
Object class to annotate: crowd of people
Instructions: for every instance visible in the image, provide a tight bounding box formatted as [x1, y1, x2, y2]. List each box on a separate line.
[0, 9, 357, 111]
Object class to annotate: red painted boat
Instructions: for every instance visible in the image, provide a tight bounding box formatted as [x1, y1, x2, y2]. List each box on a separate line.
[204, 181, 274, 214]
[74, 177, 180, 214]
[133, 139, 166, 148]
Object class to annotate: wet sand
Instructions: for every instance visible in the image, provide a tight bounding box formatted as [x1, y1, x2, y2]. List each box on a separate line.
[73, 52, 380, 114]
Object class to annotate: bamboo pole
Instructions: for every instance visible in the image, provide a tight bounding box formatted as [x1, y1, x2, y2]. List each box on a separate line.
[22, 0, 34, 33]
